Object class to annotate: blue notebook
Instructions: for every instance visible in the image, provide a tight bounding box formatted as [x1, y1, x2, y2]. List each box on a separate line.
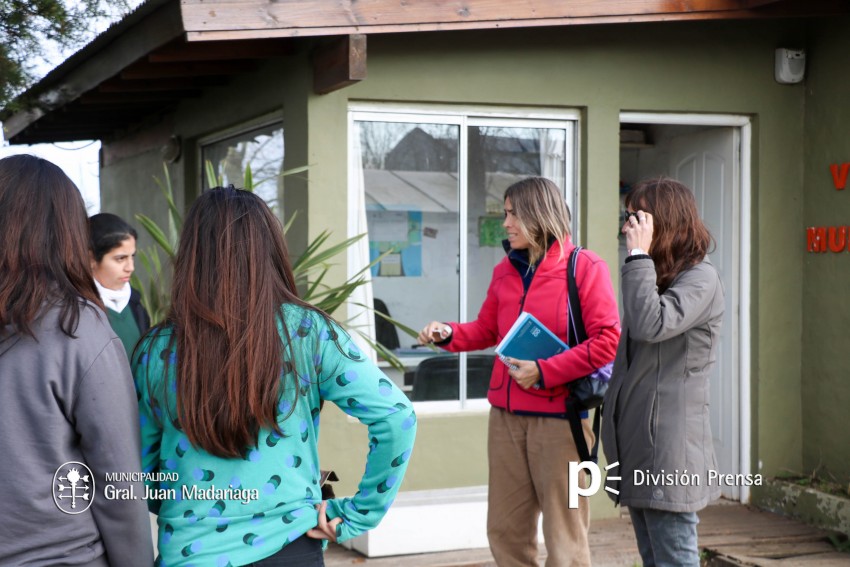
[495, 312, 568, 362]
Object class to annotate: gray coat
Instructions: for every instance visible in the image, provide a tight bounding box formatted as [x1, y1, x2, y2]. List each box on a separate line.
[0, 302, 154, 566]
[602, 257, 724, 513]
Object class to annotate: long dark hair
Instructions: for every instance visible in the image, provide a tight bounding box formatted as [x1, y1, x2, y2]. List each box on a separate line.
[89, 213, 138, 262]
[163, 186, 340, 458]
[0, 154, 101, 339]
[626, 177, 714, 291]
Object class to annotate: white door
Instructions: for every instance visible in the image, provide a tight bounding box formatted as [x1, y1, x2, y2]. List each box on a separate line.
[669, 127, 741, 500]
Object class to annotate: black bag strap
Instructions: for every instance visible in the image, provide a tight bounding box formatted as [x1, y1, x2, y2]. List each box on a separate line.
[566, 246, 602, 464]
[566, 246, 587, 348]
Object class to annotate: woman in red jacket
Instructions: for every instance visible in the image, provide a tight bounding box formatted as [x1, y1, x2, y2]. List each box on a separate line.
[418, 177, 620, 567]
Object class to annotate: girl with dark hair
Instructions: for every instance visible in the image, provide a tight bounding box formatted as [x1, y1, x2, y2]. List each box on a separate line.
[133, 186, 416, 567]
[603, 177, 725, 566]
[89, 213, 150, 357]
[0, 155, 153, 566]
[418, 177, 621, 566]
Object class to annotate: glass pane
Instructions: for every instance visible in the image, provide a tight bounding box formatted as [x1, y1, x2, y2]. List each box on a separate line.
[201, 123, 285, 216]
[357, 120, 461, 401]
[465, 126, 567, 397]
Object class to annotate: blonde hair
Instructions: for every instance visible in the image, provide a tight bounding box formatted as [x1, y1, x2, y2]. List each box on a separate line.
[504, 177, 572, 265]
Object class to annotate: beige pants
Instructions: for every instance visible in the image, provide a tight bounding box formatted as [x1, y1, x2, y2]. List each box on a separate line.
[487, 407, 594, 567]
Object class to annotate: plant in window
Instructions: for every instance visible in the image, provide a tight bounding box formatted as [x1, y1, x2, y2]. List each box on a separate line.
[131, 162, 420, 371]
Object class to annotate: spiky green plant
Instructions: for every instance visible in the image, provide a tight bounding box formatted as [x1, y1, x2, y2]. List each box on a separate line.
[131, 162, 420, 371]
[130, 165, 180, 323]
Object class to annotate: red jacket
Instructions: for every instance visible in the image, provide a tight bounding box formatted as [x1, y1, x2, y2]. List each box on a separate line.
[442, 240, 621, 415]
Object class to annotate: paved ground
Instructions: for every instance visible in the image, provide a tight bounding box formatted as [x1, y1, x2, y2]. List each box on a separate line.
[324, 501, 850, 566]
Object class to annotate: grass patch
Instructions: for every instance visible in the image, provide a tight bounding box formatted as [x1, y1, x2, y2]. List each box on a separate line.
[774, 468, 850, 500]
[828, 534, 850, 554]
[699, 548, 716, 566]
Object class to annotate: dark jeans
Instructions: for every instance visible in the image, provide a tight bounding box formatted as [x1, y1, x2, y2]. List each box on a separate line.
[244, 536, 324, 567]
[629, 507, 700, 567]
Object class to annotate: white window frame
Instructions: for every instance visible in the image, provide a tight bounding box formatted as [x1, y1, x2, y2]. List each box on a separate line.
[196, 112, 284, 194]
[349, 103, 580, 414]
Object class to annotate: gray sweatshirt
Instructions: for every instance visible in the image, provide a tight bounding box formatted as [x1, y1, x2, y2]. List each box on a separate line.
[0, 301, 153, 566]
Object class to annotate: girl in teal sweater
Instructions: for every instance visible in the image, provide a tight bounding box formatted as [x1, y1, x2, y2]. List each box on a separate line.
[133, 187, 416, 566]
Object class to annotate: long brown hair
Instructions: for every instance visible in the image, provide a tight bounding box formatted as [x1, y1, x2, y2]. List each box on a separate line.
[163, 186, 338, 458]
[626, 177, 714, 291]
[0, 154, 101, 339]
[504, 177, 572, 265]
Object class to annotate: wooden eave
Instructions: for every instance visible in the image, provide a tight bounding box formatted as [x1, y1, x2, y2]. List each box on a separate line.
[179, 0, 850, 41]
[3, 0, 849, 145]
[1, 1, 297, 144]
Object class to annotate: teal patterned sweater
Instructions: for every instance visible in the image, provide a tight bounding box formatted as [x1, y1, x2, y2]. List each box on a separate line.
[132, 305, 417, 566]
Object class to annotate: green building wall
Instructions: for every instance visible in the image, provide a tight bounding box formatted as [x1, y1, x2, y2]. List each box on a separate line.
[800, 20, 850, 484]
[303, 19, 810, 515]
[98, 15, 834, 519]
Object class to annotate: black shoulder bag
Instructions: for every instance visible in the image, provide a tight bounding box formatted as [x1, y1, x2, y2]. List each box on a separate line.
[565, 246, 612, 464]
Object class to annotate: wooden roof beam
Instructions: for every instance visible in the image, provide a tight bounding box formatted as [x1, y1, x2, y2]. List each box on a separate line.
[180, 0, 848, 41]
[27, 103, 171, 136]
[687, 0, 783, 7]
[79, 91, 201, 105]
[148, 37, 296, 62]
[56, 106, 156, 120]
[14, 131, 113, 143]
[30, 124, 119, 135]
[98, 76, 228, 92]
[26, 123, 116, 135]
[121, 60, 257, 80]
[312, 34, 366, 95]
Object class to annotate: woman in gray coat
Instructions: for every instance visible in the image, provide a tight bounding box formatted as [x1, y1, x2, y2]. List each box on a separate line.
[602, 177, 724, 567]
[0, 155, 153, 566]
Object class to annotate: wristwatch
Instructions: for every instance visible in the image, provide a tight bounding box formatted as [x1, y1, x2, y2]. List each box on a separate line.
[629, 248, 647, 256]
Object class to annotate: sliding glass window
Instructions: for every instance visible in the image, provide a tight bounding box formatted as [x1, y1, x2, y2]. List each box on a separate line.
[200, 120, 285, 217]
[349, 106, 578, 410]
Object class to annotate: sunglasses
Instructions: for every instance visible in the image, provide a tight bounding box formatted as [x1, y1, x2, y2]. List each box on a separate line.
[621, 210, 639, 224]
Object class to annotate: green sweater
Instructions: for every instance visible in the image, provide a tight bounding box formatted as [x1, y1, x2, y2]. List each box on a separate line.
[106, 304, 141, 359]
[132, 304, 417, 566]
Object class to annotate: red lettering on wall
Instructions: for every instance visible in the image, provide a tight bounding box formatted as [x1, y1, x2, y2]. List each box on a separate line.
[830, 163, 850, 190]
[829, 226, 847, 252]
[807, 226, 827, 252]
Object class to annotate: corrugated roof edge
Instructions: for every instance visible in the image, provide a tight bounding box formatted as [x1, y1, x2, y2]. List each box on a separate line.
[0, 0, 174, 121]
